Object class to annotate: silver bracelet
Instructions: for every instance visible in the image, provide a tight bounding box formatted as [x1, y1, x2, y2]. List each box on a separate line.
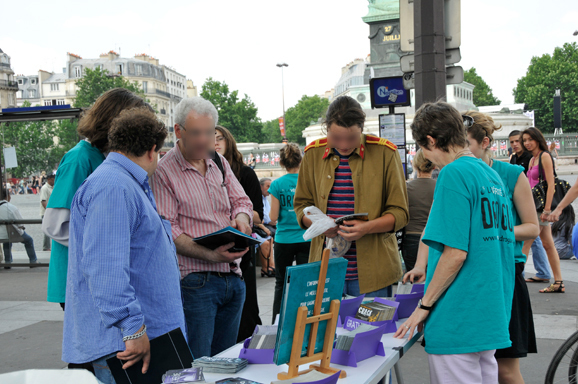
[123, 324, 147, 342]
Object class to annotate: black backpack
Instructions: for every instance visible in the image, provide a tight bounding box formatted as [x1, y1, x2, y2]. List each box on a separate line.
[212, 151, 226, 185]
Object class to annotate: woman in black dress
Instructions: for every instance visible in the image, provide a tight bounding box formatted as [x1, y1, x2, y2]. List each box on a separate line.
[215, 125, 264, 342]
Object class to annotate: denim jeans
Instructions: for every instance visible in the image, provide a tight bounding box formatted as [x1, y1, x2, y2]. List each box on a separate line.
[3, 231, 37, 263]
[91, 352, 117, 384]
[181, 272, 246, 358]
[531, 236, 552, 279]
[343, 279, 392, 297]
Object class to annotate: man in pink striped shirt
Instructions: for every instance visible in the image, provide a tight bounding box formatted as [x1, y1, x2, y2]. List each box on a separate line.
[151, 97, 253, 358]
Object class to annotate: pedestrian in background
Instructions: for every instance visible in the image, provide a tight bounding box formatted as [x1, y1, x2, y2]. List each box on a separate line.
[39, 173, 55, 251]
[402, 149, 435, 271]
[0, 188, 38, 269]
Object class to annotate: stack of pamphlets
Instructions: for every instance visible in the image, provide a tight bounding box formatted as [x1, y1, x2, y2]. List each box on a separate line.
[192, 357, 248, 374]
[247, 325, 278, 350]
[395, 281, 413, 295]
[354, 301, 396, 322]
[335, 323, 377, 351]
[162, 367, 204, 383]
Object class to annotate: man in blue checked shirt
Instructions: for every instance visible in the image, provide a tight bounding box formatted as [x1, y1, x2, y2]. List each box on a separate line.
[63, 107, 186, 384]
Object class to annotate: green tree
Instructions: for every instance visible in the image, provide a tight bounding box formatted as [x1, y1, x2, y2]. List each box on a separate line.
[463, 67, 501, 107]
[261, 118, 284, 143]
[284, 95, 329, 145]
[1, 102, 59, 177]
[513, 42, 578, 133]
[73, 67, 147, 108]
[200, 78, 263, 143]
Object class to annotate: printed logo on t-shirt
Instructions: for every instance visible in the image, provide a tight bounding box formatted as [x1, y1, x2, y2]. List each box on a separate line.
[480, 184, 514, 244]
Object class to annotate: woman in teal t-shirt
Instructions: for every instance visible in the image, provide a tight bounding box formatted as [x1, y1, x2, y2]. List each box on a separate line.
[43, 89, 151, 308]
[268, 143, 310, 324]
[465, 111, 540, 383]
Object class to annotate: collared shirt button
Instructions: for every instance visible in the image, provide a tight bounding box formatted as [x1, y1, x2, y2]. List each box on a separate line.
[333, 157, 338, 161]
[327, 175, 331, 179]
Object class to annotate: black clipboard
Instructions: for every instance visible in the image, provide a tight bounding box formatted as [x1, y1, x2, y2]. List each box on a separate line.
[106, 328, 193, 384]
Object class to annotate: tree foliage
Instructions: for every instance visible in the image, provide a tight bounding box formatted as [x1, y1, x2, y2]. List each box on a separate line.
[200, 78, 263, 143]
[284, 95, 330, 145]
[73, 67, 147, 108]
[463, 67, 501, 107]
[261, 118, 284, 143]
[513, 42, 578, 133]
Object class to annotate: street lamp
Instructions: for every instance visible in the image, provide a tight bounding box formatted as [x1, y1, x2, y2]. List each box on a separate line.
[574, 30, 578, 36]
[276, 63, 288, 142]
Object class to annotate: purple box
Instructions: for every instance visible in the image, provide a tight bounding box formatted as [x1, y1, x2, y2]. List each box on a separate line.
[238, 338, 275, 364]
[301, 370, 342, 384]
[338, 294, 365, 327]
[331, 324, 386, 367]
[395, 291, 424, 319]
[342, 316, 397, 334]
[411, 284, 425, 293]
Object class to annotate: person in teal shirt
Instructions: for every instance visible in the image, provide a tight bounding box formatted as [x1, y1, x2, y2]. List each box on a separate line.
[395, 102, 523, 384]
[465, 111, 540, 384]
[42, 88, 151, 307]
[268, 143, 310, 323]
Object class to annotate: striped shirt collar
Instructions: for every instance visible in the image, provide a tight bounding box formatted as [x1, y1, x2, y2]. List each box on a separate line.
[173, 140, 215, 173]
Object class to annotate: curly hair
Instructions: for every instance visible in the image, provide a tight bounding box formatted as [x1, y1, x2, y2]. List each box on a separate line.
[77, 88, 152, 152]
[108, 107, 167, 157]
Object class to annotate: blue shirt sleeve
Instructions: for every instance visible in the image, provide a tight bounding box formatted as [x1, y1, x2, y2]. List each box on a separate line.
[423, 184, 471, 253]
[78, 185, 144, 338]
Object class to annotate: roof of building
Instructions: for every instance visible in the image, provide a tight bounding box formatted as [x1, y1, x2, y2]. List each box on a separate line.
[69, 56, 167, 81]
[45, 73, 67, 83]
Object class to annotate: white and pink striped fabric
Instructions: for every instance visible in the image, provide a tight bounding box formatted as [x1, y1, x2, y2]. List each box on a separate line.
[151, 144, 253, 279]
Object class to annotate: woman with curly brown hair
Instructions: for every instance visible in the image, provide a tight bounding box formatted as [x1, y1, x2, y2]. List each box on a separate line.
[43, 88, 151, 308]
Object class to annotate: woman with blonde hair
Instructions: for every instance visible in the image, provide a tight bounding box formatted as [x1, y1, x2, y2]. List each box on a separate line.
[464, 111, 540, 384]
[402, 149, 436, 271]
[549, 141, 558, 170]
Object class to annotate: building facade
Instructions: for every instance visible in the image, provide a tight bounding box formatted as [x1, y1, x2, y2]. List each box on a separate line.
[0, 48, 18, 109]
[16, 74, 41, 107]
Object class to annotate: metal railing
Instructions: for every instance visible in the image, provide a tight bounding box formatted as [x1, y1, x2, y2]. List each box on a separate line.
[490, 133, 578, 159]
[0, 79, 19, 89]
[0, 219, 47, 268]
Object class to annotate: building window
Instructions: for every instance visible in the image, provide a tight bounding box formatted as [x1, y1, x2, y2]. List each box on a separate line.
[31, 78, 36, 84]
[74, 66, 82, 78]
[8, 93, 14, 106]
[29, 89, 35, 98]
[50, 83, 59, 91]
[18, 79, 23, 84]
[116, 64, 123, 75]
[142, 81, 148, 93]
[57, 99, 66, 105]
[44, 100, 52, 106]
[136, 64, 142, 75]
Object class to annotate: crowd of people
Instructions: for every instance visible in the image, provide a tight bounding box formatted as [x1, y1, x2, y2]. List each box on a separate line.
[30, 86, 573, 384]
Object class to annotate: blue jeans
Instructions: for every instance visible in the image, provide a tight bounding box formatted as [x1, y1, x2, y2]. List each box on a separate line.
[343, 279, 392, 297]
[531, 237, 552, 279]
[181, 272, 246, 358]
[3, 231, 37, 263]
[92, 352, 117, 384]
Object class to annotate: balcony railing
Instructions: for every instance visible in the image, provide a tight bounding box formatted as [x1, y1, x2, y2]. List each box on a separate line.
[0, 79, 19, 90]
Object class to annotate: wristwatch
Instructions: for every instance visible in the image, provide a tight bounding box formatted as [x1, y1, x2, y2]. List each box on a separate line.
[418, 299, 433, 311]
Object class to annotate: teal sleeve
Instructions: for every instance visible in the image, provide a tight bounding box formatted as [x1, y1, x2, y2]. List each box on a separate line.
[268, 179, 280, 200]
[423, 186, 471, 253]
[47, 163, 92, 210]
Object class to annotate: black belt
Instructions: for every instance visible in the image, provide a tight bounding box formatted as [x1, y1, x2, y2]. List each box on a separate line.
[207, 271, 239, 278]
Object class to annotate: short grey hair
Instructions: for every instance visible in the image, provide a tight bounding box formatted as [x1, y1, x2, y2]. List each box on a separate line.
[174, 97, 219, 127]
[260, 178, 271, 186]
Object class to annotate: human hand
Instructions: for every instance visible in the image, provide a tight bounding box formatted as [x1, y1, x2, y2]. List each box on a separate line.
[232, 217, 252, 235]
[548, 208, 562, 222]
[264, 227, 271, 236]
[402, 266, 426, 284]
[323, 226, 339, 238]
[212, 242, 248, 262]
[540, 211, 551, 223]
[116, 325, 150, 373]
[337, 220, 370, 242]
[393, 307, 429, 340]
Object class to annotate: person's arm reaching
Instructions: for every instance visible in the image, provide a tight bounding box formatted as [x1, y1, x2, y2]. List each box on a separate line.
[403, 230, 429, 284]
[549, 178, 578, 222]
[394, 245, 467, 339]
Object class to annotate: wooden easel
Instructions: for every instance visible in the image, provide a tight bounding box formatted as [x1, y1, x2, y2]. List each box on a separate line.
[277, 249, 347, 380]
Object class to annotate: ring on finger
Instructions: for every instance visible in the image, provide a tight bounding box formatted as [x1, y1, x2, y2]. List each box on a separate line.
[404, 325, 410, 329]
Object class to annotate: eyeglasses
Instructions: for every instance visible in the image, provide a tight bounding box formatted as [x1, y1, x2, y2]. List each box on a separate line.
[178, 124, 215, 139]
[462, 115, 475, 128]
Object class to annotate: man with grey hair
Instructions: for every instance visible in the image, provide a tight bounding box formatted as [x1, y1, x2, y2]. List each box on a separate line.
[151, 97, 253, 358]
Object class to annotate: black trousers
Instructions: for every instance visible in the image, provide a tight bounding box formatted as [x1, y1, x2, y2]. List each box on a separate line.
[272, 242, 311, 323]
[401, 233, 420, 272]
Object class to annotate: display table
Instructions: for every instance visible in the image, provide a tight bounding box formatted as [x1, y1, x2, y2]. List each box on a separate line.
[203, 321, 422, 384]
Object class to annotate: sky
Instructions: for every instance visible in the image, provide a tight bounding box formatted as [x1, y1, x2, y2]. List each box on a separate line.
[1, 0, 577, 122]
